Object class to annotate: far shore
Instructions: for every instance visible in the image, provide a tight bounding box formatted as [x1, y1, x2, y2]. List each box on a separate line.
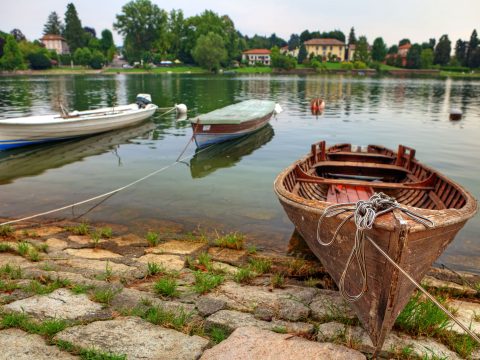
[1, 65, 480, 78]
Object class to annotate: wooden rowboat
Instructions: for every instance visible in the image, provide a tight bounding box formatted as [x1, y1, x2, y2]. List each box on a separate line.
[0, 94, 157, 150]
[189, 99, 278, 148]
[274, 141, 477, 353]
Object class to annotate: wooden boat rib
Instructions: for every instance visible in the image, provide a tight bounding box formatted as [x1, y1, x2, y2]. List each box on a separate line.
[274, 141, 477, 353]
[0, 94, 157, 150]
[189, 99, 277, 148]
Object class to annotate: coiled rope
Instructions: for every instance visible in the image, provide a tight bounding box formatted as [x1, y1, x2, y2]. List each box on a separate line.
[316, 192, 480, 344]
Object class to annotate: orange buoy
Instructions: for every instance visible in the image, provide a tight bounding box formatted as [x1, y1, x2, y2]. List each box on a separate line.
[310, 98, 325, 115]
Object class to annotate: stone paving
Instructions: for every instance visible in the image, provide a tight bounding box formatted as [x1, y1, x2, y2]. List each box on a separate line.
[1, 220, 480, 359]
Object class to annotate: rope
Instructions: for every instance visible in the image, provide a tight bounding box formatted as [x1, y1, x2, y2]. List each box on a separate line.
[316, 192, 434, 302]
[316, 192, 480, 345]
[0, 127, 210, 227]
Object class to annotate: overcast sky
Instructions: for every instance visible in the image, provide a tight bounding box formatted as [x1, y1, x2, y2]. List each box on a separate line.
[1, 0, 479, 47]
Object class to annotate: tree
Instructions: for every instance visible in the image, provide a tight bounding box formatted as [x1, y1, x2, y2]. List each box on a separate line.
[64, 3, 85, 52]
[28, 52, 52, 69]
[300, 30, 311, 43]
[470, 48, 480, 68]
[89, 50, 105, 69]
[114, 0, 168, 62]
[43, 12, 64, 35]
[434, 34, 451, 66]
[371, 37, 387, 61]
[271, 46, 296, 70]
[297, 44, 307, 64]
[166, 9, 185, 58]
[420, 48, 434, 69]
[10, 29, 26, 42]
[455, 39, 467, 66]
[100, 29, 114, 53]
[467, 29, 478, 68]
[348, 27, 357, 45]
[73, 47, 92, 66]
[320, 30, 345, 42]
[354, 36, 370, 63]
[192, 32, 226, 71]
[288, 34, 300, 51]
[83, 26, 96, 38]
[0, 35, 26, 70]
[388, 45, 398, 54]
[399, 38, 410, 46]
[406, 44, 421, 68]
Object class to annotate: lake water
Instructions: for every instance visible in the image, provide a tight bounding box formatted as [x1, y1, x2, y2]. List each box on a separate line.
[0, 74, 479, 272]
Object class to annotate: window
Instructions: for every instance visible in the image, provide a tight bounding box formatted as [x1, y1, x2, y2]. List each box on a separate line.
[323, 46, 326, 51]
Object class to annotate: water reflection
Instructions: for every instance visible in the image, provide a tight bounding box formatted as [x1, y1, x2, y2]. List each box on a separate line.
[189, 124, 274, 178]
[0, 122, 155, 184]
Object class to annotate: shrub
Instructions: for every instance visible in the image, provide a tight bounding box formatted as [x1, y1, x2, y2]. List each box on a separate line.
[353, 61, 368, 69]
[341, 61, 354, 70]
[28, 52, 52, 70]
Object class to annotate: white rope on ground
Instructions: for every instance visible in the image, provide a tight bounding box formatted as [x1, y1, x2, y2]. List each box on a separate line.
[0, 126, 208, 227]
[315, 192, 480, 345]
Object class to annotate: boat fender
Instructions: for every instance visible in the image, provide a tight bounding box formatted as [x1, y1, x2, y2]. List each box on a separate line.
[175, 103, 188, 114]
[274, 103, 283, 114]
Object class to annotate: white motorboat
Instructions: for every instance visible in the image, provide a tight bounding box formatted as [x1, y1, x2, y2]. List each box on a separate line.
[0, 94, 158, 150]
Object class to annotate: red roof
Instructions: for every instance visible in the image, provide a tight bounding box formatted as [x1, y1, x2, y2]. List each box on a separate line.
[41, 34, 66, 41]
[243, 49, 271, 55]
[398, 43, 411, 50]
[304, 38, 345, 46]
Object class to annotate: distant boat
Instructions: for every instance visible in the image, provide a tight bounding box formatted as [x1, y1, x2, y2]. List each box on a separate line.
[189, 99, 279, 148]
[0, 94, 158, 150]
[274, 141, 477, 354]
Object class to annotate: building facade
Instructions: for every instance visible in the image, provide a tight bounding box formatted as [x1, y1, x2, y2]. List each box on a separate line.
[304, 38, 346, 61]
[280, 46, 299, 58]
[40, 34, 70, 54]
[242, 49, 271, 65]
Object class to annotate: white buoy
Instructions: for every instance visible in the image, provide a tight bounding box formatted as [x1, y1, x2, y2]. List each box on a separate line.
[175, 103, 188, 115]
[274, 103, 283, 114]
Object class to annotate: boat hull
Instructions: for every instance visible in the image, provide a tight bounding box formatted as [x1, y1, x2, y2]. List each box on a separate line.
[192, 112, 273, 148]
[0, 104, 157, 150]
[273, 142, 477, 353]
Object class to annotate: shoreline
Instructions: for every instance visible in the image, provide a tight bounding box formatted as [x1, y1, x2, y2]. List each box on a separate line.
[1, 217, 480, 358]
[1, 67, 479, 79]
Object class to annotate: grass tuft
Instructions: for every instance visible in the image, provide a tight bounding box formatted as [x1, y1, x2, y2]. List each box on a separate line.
[0, 225, 14, 237]
[194, 271, 223, 294]
[233, 267, 255, 284]
[0, 264, 23, 279]
[271, 274, 285, 289]
[92, 287, 119, 305]
[153, 278, 178, 297]
[146, 232, 160, 247]
[17, 241, 30, 256]
[0, 243, 13, 252]
[67, 223, 90, 235]
[209, 326, 228, 344]
[248, 258, 272, 274]
[147, 262, 164, 276]
[215, 232, 245, 250]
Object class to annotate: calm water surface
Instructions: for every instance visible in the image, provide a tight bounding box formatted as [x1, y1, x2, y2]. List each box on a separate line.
[0, 74, 479, 272]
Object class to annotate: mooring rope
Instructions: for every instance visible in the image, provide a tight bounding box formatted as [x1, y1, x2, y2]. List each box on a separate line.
[316, 192, 434, 301]
[0, 124, 207, 227]
[316, 192, 480, 344]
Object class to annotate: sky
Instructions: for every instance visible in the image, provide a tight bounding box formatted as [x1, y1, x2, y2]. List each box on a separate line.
[1, 0, 479, 47]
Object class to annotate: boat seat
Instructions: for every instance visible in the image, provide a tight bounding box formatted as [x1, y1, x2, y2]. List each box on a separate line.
[327, 185, 373, 204]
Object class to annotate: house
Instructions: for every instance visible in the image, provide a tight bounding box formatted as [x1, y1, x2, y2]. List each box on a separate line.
[280, 46, 299, 58]
[242, 49, 271, 66]
[346, 44, 356, 61]
[304, 38, 346, 61]
[385, 43, 411, 67]
[40, 34, 70, 54]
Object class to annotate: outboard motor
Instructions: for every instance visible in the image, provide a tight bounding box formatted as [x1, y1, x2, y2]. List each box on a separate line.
[136, 94, 152, 109]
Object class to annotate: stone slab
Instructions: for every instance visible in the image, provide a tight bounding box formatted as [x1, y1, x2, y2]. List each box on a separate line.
[111, 233, 146, 246]
[208, 247, 248, 266]
[200, 326, 365, 360]
[67, 235, 93, 245]
[0, 253, 30, 268]
[0, 328, 77, 360]
[448, 299, 480, 334]
[423, 275, 477, 296]
[4, 288, 103, 320]
[56, 258, 136, 276]
[205, 309, 314, 335]
[54, 316, 208, 360]
[209, 281, 314, 321]
[136, 253, 185, 271]
[310, 289, 355, 320]
[317, 322, 462, 359]
[211, 261, 238, 275]
[64, 248, 122, 259]
[145, 240, 207, 255]
[45, 238, 69, 252]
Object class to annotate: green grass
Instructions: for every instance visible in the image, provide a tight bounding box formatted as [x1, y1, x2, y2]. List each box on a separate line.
[215, 232, 245, 250]
[246, 245, 257, 254]
[67, 223, 90, 235]
[98, 227, 113, 239]
[23, 278, 71, 295]
[0, 225, 14, 237]
[1, 312, 67, 338]
[248, 258, 272, 274]
[379, 63, 402, 70]
[0, 243, 13, 252]
[145, 231, 160, 247]
[92, 287, 119, 305]
[0, 279, 20, 292]
[0, 264, 23, 279]
[70, 283, 94, 294]
[103, 66, 205, 74]
[90, 232, 101, 248]
[28, 248, 40, 262]
[147, 262, 164, 276]
[272, 325, 287, 334]
[440, 70, 480, 78]
[270, 274, 285, 288]
[234, 66, 272, 74]
[233, 267, 255, 284]
[153, 278, 178, 297]
[94, 261, 113, 282]
[209, 326, 228, 344]
[17, 241, 30, 256]
[197, 252, 213, 271]
[54, 339, 127, 360]
[193, 271, 224, 294]
[137, 305, 193, 331]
